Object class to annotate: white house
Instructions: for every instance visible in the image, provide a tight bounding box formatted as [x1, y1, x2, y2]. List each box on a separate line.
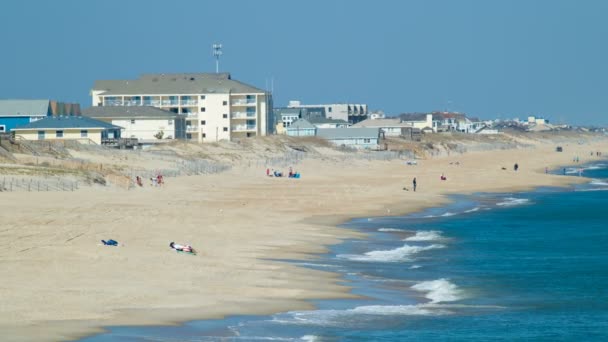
[90, 73, 272, 143]
[287, 100, 368, 124]
[352, 118, 417, 137]
[316, 127, 380, 149]
[309, 117, 350, 129]
[82, 106, 186, 142]
[285, 119, 316, 137]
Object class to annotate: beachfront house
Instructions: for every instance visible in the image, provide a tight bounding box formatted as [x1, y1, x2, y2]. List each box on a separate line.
[0, 99, 81, 133]
[316, 127, 380, 149]
[285, 119, 316, 137]
[398, 113, 434, 132]
[11, 116, 122, 145]
[287, 100, 368, 124]
[309, 117, 350, 129]
[82, 106, 186, 142]
[352, 118, 419, 137]
[91, 73, 272, 143]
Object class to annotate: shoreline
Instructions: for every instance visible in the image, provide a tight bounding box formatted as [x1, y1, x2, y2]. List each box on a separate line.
[1, 138, 607, 341]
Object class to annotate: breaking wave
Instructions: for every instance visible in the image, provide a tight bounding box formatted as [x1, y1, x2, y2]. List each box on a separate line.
[338, 244, 444, 262]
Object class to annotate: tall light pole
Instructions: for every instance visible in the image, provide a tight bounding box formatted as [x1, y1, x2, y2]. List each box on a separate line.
[212, 43, 222, 73]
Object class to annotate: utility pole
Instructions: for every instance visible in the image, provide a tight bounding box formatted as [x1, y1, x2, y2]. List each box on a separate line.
[212, 43, 222, 73]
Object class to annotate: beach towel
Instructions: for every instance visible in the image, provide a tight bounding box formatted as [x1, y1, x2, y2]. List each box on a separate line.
[101, 239, 118, 246]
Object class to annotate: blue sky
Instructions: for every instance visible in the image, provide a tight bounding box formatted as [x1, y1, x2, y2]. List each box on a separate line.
[1, 0, 607, 125]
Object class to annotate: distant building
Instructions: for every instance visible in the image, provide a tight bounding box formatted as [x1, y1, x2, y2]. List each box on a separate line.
[285, 119, 316, 137]
[12, 116, 122, 145]
[273, 106, 326, 128]
[398, 113, 434, 131]
[82, 106, 186, 142]
[90, 73, 272, 143]
[287, 100, 368, 124]
[369, 111, 386, 120]
[527, 116, 549, 125]
[353, 118, 416, 137]
[316, 127, 380, 149]
[0, 99, 80, 133]
[308, 117, 350, 129]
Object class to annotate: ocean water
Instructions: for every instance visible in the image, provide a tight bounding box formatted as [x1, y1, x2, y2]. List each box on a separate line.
[80, 162, 608, 341]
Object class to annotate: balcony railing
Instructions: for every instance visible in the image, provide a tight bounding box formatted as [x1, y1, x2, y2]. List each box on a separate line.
[180, 100, 198, 106]
[186, 126, 199, 132]
[104, 100, 123, 106]
[142, 100, 161, 106]
[231, 99, 256, 106]
[185, 112, 198, 117]
[161, 100, 179, 106]
[232, 124, 256, 131]
[231, 111, 257, 119]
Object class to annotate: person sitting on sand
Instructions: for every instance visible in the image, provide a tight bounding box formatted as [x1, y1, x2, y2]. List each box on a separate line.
[440, 174, 447, 181]
[170, 242, 192, 253]
[274, 170, 283, 177]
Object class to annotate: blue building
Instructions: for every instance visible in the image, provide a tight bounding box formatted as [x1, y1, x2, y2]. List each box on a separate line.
[0, 100, 52, 133]
[0, 99, 81, 133]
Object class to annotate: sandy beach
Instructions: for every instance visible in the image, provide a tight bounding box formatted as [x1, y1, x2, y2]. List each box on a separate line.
[1, 134, 607, 341]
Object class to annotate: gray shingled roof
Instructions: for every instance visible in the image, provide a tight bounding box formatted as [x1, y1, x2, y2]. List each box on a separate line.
[82, 106, 178, 119]
[352, 118, 410, 128]
[309, 117, 349, 124]
[287, 119, 316, 130]
[13, 116, 122, 130]
[93, 73, 265, 95]
[0, 99, 50, 117]
[316, 128, 379, 139]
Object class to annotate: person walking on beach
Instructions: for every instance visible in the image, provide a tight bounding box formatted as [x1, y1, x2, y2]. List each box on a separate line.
[514, 163, 519, 171]
[412, 177, 417, 192]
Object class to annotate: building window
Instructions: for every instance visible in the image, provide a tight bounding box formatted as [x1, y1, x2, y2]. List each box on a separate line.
[0, 125, 5, 132]
[201, 120, 206, 125]
[202, 133, 206, 138]
[56, 130, 64, 138]
[200, 95, 206, 100]
[364, 138, 371, 143]
[223, 127, 228, 132]
[168, 120, 173, 125]
[81, 130, 88, 138]
[38, 131, 45, 140]
[222, 113, 228, 119]
[186, 133, 192, 139]
[130, 119, 135, 124]
[328, 107, 332, 113]
[222, 101, 228, 106]
[200, 107, 206, 112]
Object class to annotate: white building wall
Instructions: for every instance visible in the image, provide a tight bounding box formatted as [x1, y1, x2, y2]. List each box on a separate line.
[111, 119, 176, 141]
[202, 93, 231, 142]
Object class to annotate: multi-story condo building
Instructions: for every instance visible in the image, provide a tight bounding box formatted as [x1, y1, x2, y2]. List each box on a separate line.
[91, 73, 272, 143]
[287, 100, 368, 124]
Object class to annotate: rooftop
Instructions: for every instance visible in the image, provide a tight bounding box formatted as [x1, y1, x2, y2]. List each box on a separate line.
[13, 116, 121, 130]
[82, 106, 179, 119]
[0, 99, 50, 117]
[93, 73, 266, 96]
[286, 119, 316, 130]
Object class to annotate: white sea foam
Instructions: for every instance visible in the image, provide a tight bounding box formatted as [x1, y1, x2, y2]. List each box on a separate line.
[464, 207, 481, 213]
[272, 304, 451, 327]
[410, 264, 422, 269]
[496, 197, 530, 207]
[411, 278, 464, 303]
[404, 230, 445, 242]
[590, 179, 608, 186]
[301, 335, 320, 342]
[440, 212, 456, 217]
[378, 228, 403, 232]
[338, 244, 445, 262]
